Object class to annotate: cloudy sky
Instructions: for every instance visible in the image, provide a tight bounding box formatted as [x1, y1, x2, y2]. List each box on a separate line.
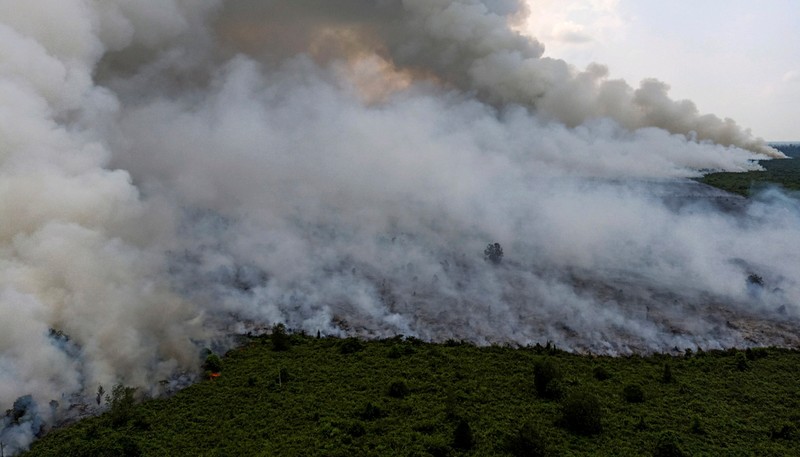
[523, 0, 800, 141]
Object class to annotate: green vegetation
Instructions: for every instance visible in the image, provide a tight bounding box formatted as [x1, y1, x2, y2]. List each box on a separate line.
[270, 323, 291, 352]
[622, 384, 645, 404]
[24, 336, 800, 456]
[698, 143, 800, 196]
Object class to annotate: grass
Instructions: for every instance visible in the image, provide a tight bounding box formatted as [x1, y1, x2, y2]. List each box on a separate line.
[23, 335, 800, 456]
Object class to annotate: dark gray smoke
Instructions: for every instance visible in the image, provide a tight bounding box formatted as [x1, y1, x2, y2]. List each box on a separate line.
[1, 1, 797, 453]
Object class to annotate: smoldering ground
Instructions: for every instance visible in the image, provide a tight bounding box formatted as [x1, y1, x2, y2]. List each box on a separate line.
[1, 1, 799, 453]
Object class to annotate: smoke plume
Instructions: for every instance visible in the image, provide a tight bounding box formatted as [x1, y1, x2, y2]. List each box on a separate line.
[1, 1, 798, 453]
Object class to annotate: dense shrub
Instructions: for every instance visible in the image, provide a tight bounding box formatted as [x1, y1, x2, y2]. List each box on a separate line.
[622, 384, 645, 403]
[534, 358, 563, 399]
[662, 363, 673, 383]
[387, 344, 415, 359]
[340, 338, 365, 354]
[771, 423, 797, 440]
[746, 347, 768, 361]
[271, 323, 291, 351]
[388, 381, 409, 399]
[508, 422, 550, 457]
[23, 335, 800, 456]
[544, 379, 566, 400]
[277, 368, 290, 384]
[424, 437, 451, 457]
[203, 354, 223, 373]
[653, 431, 688, 457]
[452, 419, 475, 450]
[346, 421, 366, 438]
[105, 385, 137, 428]
[560, 390, 604, 435]
[690, 416, 705, 435]
[593, 366, 611, 381]
[735, 352, 750, 371]
[358, 402, 384, 421]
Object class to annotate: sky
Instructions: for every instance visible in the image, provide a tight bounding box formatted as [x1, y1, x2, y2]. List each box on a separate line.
[522, 0, 800, 141]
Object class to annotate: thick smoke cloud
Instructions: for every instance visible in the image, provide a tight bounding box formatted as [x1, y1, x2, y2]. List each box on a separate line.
[218, 0, 780, 156]
[1, 0, 798, 453]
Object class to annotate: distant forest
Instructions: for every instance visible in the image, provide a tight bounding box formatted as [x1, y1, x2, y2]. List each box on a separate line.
[698, 143, 800, 196]
[771, 143, 800, 158]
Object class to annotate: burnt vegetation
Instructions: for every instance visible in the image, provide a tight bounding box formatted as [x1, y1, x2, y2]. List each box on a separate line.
[22, 334, 800, 456]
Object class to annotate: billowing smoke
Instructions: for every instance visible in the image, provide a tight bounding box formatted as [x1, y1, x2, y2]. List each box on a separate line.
[1, 0, 798, 453]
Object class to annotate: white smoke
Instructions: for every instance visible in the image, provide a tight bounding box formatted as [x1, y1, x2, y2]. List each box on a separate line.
[1, 0, 798, 453]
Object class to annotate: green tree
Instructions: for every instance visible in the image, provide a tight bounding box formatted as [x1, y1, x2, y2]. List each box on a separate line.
[622, 384, 645, 403]
[271, 323, 291, 351]
[534, 358, 563, 399]
[653, 431, 688, 457]
[388, 381, 409, 398]
[560, 390, 604, 435]
[508, 422, 550, 457]
[203, 354, 223, 373]
[105, 384, 137, 427]
[661, 363, 673, 383]
[340, 338, 365, 354]
[453, 418, 475, 450]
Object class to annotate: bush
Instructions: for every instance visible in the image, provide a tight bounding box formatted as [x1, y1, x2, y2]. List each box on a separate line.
[346, 421, 366, 438]
[661, 363, 673, 384]
[560, 390, 603, 435]
[271, 323, 291, 351]
[340, 338, 365, 354]
[388, 381, 409, 399]
[452, 418, 475, 450]
[387, 344, 415, 359]
[508, 422, 549, 457]
[770, 423, 796, 440]
[105, 384, 137, 428]
[534, 358, 563, 399]
[622, 384, 645, 403]
[745, 347, 768, 361]
[652, 431, 688, 457]
[690, 416, 705, 435]
[203, 354, 222, 373]
[593, 366, 611, 381]
[277, 368, 290, 384]
[424, 437, 451, 457]
[543, 379, 566, 400]
[735, 352, 749, 371]
[358, 402, 384, 421]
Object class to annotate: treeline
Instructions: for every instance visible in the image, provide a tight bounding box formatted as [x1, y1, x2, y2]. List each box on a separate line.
[23, 333, 800, 456]
[699, 143, 800, 196]
[772, 143, 800, 158]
